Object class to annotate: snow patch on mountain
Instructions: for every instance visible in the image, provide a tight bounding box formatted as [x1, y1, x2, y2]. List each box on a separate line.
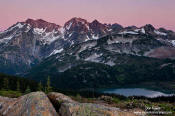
[24, 24, 31, 32]
[141, 28, 146, 34]
[78, 42, 97, 53]
[69, 33, 73, 37]
[107, 39, 120, 44]
[135, 28, 145, 34]
[59, 27, 65, 34]
[40, 30, 61, 45]
[34, 28, 46, 34]
[92, 35, 99, 40]
[15, 23, 24, 29]
[42, 36, 60, 45]
[85, 35, 91, 41]
[50, 48, 64, 56]
[85, 53, 103, 63]
[86, 24, 90, 30]
[59, 65, 72, 72]
[170, 40, 175, 46]
[154, 30, 167, 36]
[119, 31, 138, 35]
[105, 61, 115, 66]
[66, 22, 73, 30]
[2, 23, 25, 33]
[0, 35, 14, 44]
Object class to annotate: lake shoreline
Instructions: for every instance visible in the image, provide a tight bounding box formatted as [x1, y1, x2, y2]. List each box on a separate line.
[97, 81, 175, 94]
[98, 88, 174, 98]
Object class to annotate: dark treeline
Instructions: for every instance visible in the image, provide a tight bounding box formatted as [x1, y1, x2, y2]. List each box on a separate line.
[0, 73, 52, 94]
[0, 73, 38, 92]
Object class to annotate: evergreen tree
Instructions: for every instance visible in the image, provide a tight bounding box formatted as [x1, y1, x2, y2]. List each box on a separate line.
[17, 80, 20, 91]
[3, 78, 9, 90]
[45, 76, 52, 93]
[25, 86, 31, 94]
[38, 81, 43, 91]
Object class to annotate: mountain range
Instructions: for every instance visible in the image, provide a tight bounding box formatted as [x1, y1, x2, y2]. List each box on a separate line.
[0, 17, 175, 89]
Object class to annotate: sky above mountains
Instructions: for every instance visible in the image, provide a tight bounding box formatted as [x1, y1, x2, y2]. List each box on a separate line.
[0, 0, 175, 31]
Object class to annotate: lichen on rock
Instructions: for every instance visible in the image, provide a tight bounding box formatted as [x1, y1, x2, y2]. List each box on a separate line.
[48, 92, 136, 116]
[0, 92, 58, 116]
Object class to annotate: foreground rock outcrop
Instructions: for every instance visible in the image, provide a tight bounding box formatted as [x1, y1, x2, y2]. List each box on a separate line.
[59, 103, 136, 116]
[48, 92, 77, 104]
[0, 92, 58, 116]
[0, 92, 137, 116]
[48, 92, 136, 116]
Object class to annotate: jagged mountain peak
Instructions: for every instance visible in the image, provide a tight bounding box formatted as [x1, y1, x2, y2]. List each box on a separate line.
[68, 17, 88, 23]
[64, 17, 89, 33]
[111, 23, 123, 32]
[24, 18, 61, 32]
[158, 27, 174, 34]
[112, 23, 123, 27]
[89, 19, 109, 35]
[25, 18, 50, 25]
[138, 24, 169, 36]
[158, 27, 167, 32]
[91, 19, 101, 24]
[125, 26, 138, 30]
[142, 24, 155, 32]
[0, 22, 25, 37]
[64, 17, 89, 28]
[144, 24, 155, 28]
[90, 19, 105, 27]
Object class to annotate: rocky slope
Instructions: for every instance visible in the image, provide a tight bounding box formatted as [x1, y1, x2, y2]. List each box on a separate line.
[0, 92, 137, 116]
[0, 17, 116, 74]
[27, 53, 175, 90]
[0, 18, 175, 75]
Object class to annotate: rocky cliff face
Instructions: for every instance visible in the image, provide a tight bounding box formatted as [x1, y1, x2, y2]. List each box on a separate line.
[0, 18, 175, 75]
[0, 92, 137, 116]
[0, 19, 67, 74]
[0, 18, 117, 74]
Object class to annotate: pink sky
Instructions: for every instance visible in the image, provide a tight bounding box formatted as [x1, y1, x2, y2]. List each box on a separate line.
[0, 0, 175, 31]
